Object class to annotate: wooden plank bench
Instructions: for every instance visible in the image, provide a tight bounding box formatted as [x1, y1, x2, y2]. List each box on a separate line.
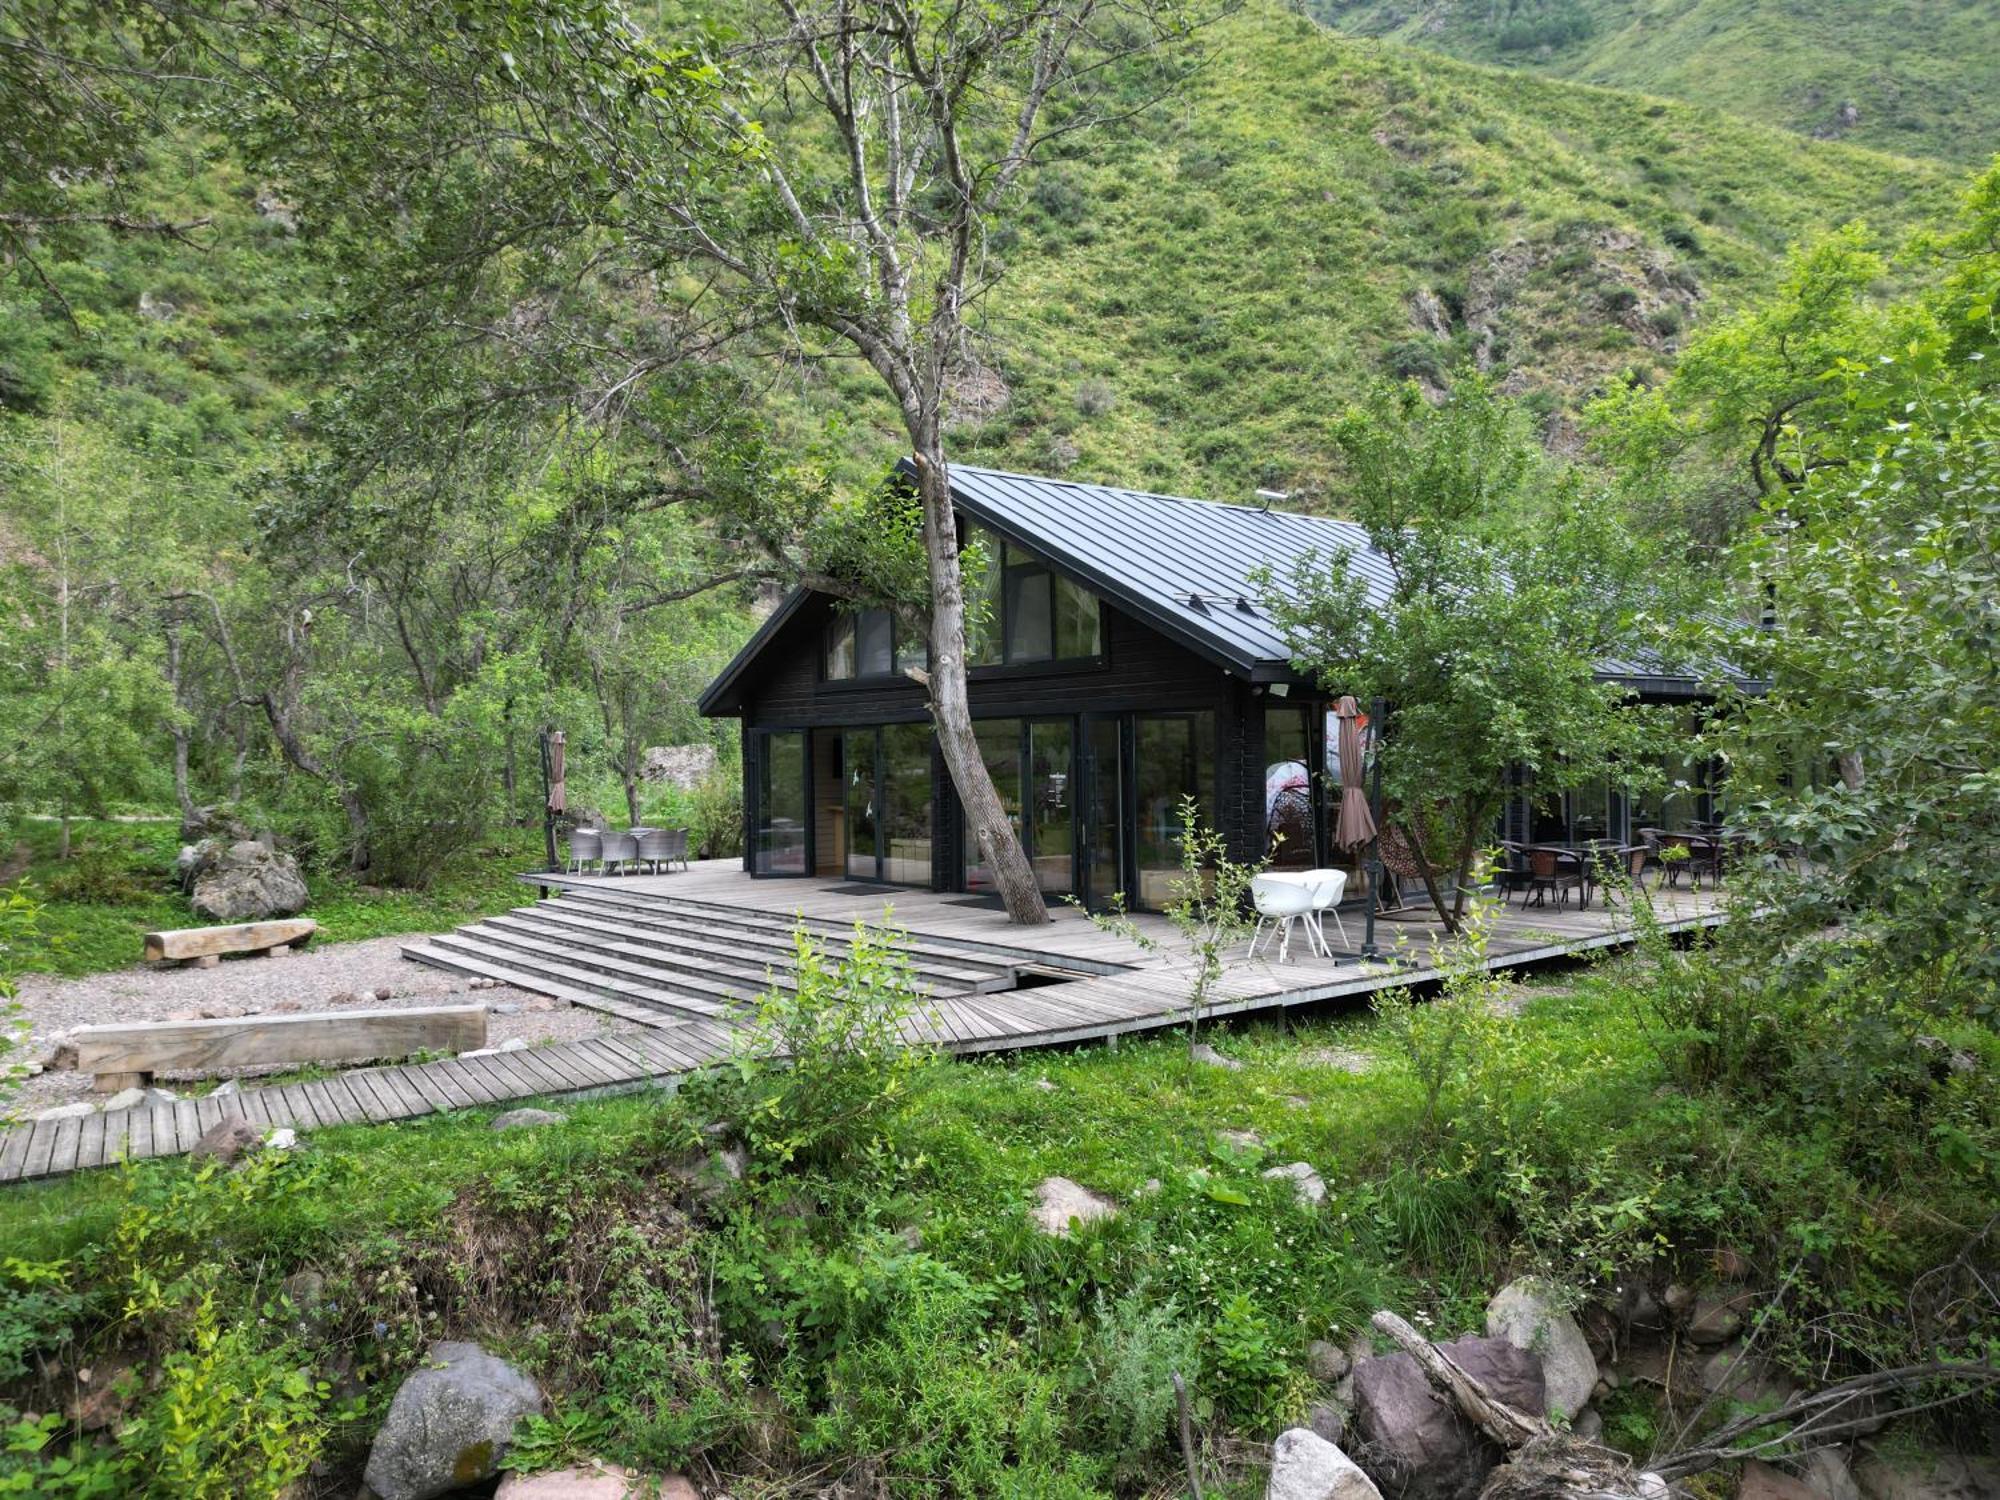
[73, 1004, 488, 1092]
[143, 918, 319, 967]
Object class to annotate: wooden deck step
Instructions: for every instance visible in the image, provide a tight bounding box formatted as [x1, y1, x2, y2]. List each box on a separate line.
[463, 917, 774, 1010]
[414, 934, 728, 1025]
[549, 886, 1028, 977]
[397, 944, 677, 1030]
[515, 901, 1009, 992]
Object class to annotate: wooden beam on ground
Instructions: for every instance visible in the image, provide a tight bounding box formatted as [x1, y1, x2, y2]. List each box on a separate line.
[143, 918, 319, 963]
[72, 1005, 487, 1089]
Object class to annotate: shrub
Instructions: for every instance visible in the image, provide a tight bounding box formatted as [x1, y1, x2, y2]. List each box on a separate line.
[1073, 377, 1116, 417]
[720, 924, 933, 1173]
[1383, 336, 1447, 385]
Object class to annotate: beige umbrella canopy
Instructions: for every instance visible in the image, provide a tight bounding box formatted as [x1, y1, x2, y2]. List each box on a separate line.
[1332, 697, 1376, 851]
[546, 730, 567, 815]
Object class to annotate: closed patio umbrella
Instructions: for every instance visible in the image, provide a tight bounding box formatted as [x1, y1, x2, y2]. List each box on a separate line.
[1332, 696, 1376, 851]
[546, 730, 566, 815]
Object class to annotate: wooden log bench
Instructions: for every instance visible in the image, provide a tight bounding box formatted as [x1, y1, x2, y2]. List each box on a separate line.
[73, 1004, 488, 1093]
[143, 918, 319, 968]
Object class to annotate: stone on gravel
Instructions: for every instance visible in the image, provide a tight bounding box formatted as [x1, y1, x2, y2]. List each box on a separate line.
[35, 1101, 97, 1122]
[1485, 1277, 1598, 1419]
[102, 1087, 148, 1113]
[1263, 1160, 1327, 1208]
[1190, 1043, 1242, 1070]
[1352, 1336, 1544, 1500]
[1031, 1176, 1118, 1236]
[190, 1117, 262, 1163]
[363, 1341, 544, 1500]
[210, 1080, 238, 1097]
[188, 839, 309, 923]
[492, 1108, 568, 1131]
[494, 1459, 694, 1499]
[1265, 1426, 1381, 1500]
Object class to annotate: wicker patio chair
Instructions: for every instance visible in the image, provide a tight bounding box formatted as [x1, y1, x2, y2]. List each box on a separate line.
[636, 827, 690, 873]
[566, 827, 602, 875]
[600, 829, 639, 875]
[1525, 847, 1586, 909]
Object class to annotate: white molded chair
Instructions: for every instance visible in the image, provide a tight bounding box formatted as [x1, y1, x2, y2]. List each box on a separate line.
[1301, 868, 1350, 954]
[1248, 874, 1321, 962]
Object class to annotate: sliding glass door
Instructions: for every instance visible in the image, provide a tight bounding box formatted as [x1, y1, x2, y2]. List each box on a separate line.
[837, 724, 935, 885]
[962, 718, 1075, 896]
[752, 730, 808, 875]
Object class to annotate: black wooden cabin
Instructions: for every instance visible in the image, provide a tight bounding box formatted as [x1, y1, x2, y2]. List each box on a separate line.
[698, 463, 1723, 910]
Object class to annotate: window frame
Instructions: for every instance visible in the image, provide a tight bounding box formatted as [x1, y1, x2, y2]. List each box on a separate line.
[961, 520, 1106, 674]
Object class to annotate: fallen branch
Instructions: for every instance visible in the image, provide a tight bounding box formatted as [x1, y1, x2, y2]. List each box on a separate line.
[1371, 1310, 1550, 1448]
[1171, 1369, 1203, 1500]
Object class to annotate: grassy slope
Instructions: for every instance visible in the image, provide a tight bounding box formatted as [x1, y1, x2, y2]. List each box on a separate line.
[799, 4, 1959, 499]
[1311, 0, 2000, 165]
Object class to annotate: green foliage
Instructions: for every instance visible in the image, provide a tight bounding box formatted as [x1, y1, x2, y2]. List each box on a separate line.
[1313, 0, 2000, 164]
[1263, 375, 1685, 923]
[719, 924, 934, 1174]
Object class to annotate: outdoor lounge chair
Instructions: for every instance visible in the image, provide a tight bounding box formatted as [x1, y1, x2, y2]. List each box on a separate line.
[600, 829, 639, 875]
[636, 827, 690, 873]
[566, 828, 602, 875]
[1525, 847, 1586, 909]
[1300, 868, 1351, 953]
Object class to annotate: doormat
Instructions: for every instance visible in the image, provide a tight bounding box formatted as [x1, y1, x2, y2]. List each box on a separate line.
[829, 883, 898, 896]
[947, 894, 1008, 910]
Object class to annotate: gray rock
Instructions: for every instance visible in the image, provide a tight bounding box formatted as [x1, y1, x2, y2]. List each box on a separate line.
[1687, 1288, 1752, 1345]
[362, 1341, 544, 1500]
[1306, 1401, 1347, 1446]
[1485, 1277, 1598, 1419]
[266, 1127, 298, 1151]
[33, 1101, 96, 1122]
[1353, 1336, 1544, 1500]
[1805, 1447, 1861, 1500]
[1738, 1459, 1820, 1500]
[102, 1087, 147, 1113]
[1263, 1160, 1327, 1208]
[491, 1108, 568, 1131]
[1265, 1427, 1381, 1500]
[1571, 1407, 1602, 1441]
[640, 743, 718, 789]
[146, 1086, 177, 1103]
[190, 1117, 262, 1163]
[1307, 1338, 1352, 1384]
[1853, 1449, 2000, 1500]
[188, 839, 309, 923]
[1190, 1043, 1242, 1071]
[1219, 1128, 1265, 1153]
[282, 1269, 326, 1311]
[1031, 1176, 1118, 1236]
[210, 1080, 238, 1098]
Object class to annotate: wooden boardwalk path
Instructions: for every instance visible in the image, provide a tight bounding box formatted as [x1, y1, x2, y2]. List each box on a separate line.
[0, 866, 1725, 1184]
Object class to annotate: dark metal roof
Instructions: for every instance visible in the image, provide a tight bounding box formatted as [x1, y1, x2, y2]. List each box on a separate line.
[698, 460, 1747, 714]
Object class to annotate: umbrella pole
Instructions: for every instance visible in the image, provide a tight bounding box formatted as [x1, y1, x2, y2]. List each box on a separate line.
[539, 728, 559, 879]
[1362, 697, 1386, 963]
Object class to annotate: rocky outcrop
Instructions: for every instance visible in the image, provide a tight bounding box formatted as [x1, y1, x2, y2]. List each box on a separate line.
[640, 744, 718, 789]
[1267, 1427, 1383, 1500]
[1352, 1335, 1543, 1500]
[183, 838, 309, 922]
[1484, 1278, 1597, 1420]
[363, 1341, 544, 1500]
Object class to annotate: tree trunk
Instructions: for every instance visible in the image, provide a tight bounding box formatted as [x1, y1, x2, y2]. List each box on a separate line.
[624, 772, 642, 828]
[502, 698, 518, 823]
[165, 620, 198, 830]
[1836, 750, 1863, 791]
[1401, 817, 1458, 934]
[912, 446, 1049, 925]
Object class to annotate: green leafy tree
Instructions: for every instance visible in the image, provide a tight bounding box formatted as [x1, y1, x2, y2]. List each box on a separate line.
[1265, 376, 1683, 930]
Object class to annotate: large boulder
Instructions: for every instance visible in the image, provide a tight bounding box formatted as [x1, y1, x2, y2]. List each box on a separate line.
[1267, 1427, 1383, 1500]
[640, 743, 718, 790]
[1484, 1278, 1598, 1420]
[363, 1341, 544, 1500]
[188, 839, 309, 923]
[1031, 1176, 1118, 1236]
[1854, 1449, 2000, 1500]
[1352, 1335, 1544, 1500]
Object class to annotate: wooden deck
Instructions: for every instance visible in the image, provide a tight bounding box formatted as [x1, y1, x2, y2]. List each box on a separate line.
[0, 864, 1725, 1183]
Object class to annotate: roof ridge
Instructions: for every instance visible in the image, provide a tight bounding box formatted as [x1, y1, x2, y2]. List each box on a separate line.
[946, 460, 1327, 521]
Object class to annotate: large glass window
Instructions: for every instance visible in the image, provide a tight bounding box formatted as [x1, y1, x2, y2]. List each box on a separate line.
[963, 718, 1075, 895]
[826, 608, 912, 680]
[881, 723, 934, 884]
[1028, 721, 1074, 894]
[843, 729, 879, 880]
[1263, 705, 1315, 868]
[1135, 712, 1214, 908]
[753, 731, 808, 875]
[962, 523, 1101, 668]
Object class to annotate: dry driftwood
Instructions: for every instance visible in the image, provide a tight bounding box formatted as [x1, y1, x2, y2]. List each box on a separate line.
[1369, 1311, 1665, 1500]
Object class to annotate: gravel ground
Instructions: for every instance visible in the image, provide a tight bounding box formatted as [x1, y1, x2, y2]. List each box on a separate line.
[9, 935, 614, 1118]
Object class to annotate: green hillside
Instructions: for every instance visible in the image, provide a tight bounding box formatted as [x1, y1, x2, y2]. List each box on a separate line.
[0, 5, 1961, 512]
[1312, 0, 2000, 164]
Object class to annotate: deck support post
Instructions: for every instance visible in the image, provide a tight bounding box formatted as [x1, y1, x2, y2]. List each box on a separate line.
[1361, 696, 1386, 963]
